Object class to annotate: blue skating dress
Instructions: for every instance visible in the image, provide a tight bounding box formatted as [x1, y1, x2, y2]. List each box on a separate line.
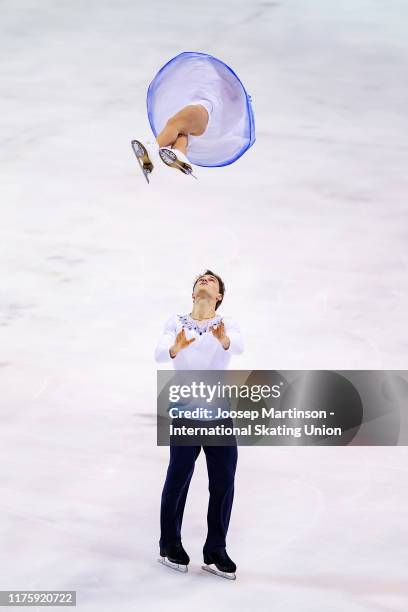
[146, 51, 256, 167]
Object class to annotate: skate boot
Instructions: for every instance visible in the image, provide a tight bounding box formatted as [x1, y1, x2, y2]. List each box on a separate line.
[159, 147, 197, 179]
[202, 549, 237, 580]
[130, 138, 160, 184]
[158, 542, 190, 573]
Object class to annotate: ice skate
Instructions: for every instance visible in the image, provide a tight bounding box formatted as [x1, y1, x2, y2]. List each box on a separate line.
[158, 542, 190, 573]
[159, 147, 197, 179]
[130, 138, 160, 184]
[202, 549, 237, 580]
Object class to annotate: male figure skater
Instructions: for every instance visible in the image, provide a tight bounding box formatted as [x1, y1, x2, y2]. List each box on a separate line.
[155, 270, 244, 579]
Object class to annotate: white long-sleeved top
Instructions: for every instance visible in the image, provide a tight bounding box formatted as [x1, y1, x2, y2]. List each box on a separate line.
[155, 313, 244, 370]
[155, 313, 244, 419]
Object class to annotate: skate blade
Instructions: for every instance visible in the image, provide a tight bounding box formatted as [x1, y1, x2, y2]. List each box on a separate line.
[158, 557, 188, 573]
[131, 140, 153, 184]
[159, 148, 197, 179]
[201, 564, 236, 580]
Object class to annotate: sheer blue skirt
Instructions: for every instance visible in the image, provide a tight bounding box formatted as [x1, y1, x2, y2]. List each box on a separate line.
[146, 51, 256, 167]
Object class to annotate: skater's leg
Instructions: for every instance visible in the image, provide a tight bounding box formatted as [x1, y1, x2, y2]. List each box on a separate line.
[156, 104, 209, 149]
[203, 445, 238, 553]
[160, 445, 201, 548]
[172, 134, 188, 155]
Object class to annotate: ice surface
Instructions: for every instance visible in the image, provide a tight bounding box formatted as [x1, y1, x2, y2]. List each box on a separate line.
[1, 1, 408, 611]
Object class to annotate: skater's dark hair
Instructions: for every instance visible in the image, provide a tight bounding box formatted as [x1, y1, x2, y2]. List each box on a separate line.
[193, 270, 225, 310]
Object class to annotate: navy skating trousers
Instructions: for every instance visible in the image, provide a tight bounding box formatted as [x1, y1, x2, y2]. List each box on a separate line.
[159, 444, 238, 553]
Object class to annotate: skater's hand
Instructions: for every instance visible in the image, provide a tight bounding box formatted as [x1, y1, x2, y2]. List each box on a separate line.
[169, 329, 196, 358]
[211, 321, 230, 350]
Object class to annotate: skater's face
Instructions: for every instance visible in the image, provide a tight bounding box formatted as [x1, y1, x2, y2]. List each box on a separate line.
[192, 274, 222, 306]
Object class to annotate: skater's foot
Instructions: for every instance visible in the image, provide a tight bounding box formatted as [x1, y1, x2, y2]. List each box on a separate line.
[158, 542, 190, 573]
[131, 138, 160, 184]
[202, 549, 237, 580]
[159, 147, 197, 178]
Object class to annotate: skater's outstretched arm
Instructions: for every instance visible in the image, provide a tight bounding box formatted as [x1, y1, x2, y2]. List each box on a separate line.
[154, 318, 196, 362]
[211, 321, 231, 350]
[215, 318, 244, 355]
[154, 317, 177, 362]
[169, 329, 195, 358]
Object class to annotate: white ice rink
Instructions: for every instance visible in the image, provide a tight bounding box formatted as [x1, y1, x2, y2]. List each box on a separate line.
[1, 0, 408, 610]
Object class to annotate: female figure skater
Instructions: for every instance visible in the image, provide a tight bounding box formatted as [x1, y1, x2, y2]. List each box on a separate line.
[131, 51, 255, 182]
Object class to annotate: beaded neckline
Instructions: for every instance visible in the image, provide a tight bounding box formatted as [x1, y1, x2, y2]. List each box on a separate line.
[178, 313, 222, 336]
